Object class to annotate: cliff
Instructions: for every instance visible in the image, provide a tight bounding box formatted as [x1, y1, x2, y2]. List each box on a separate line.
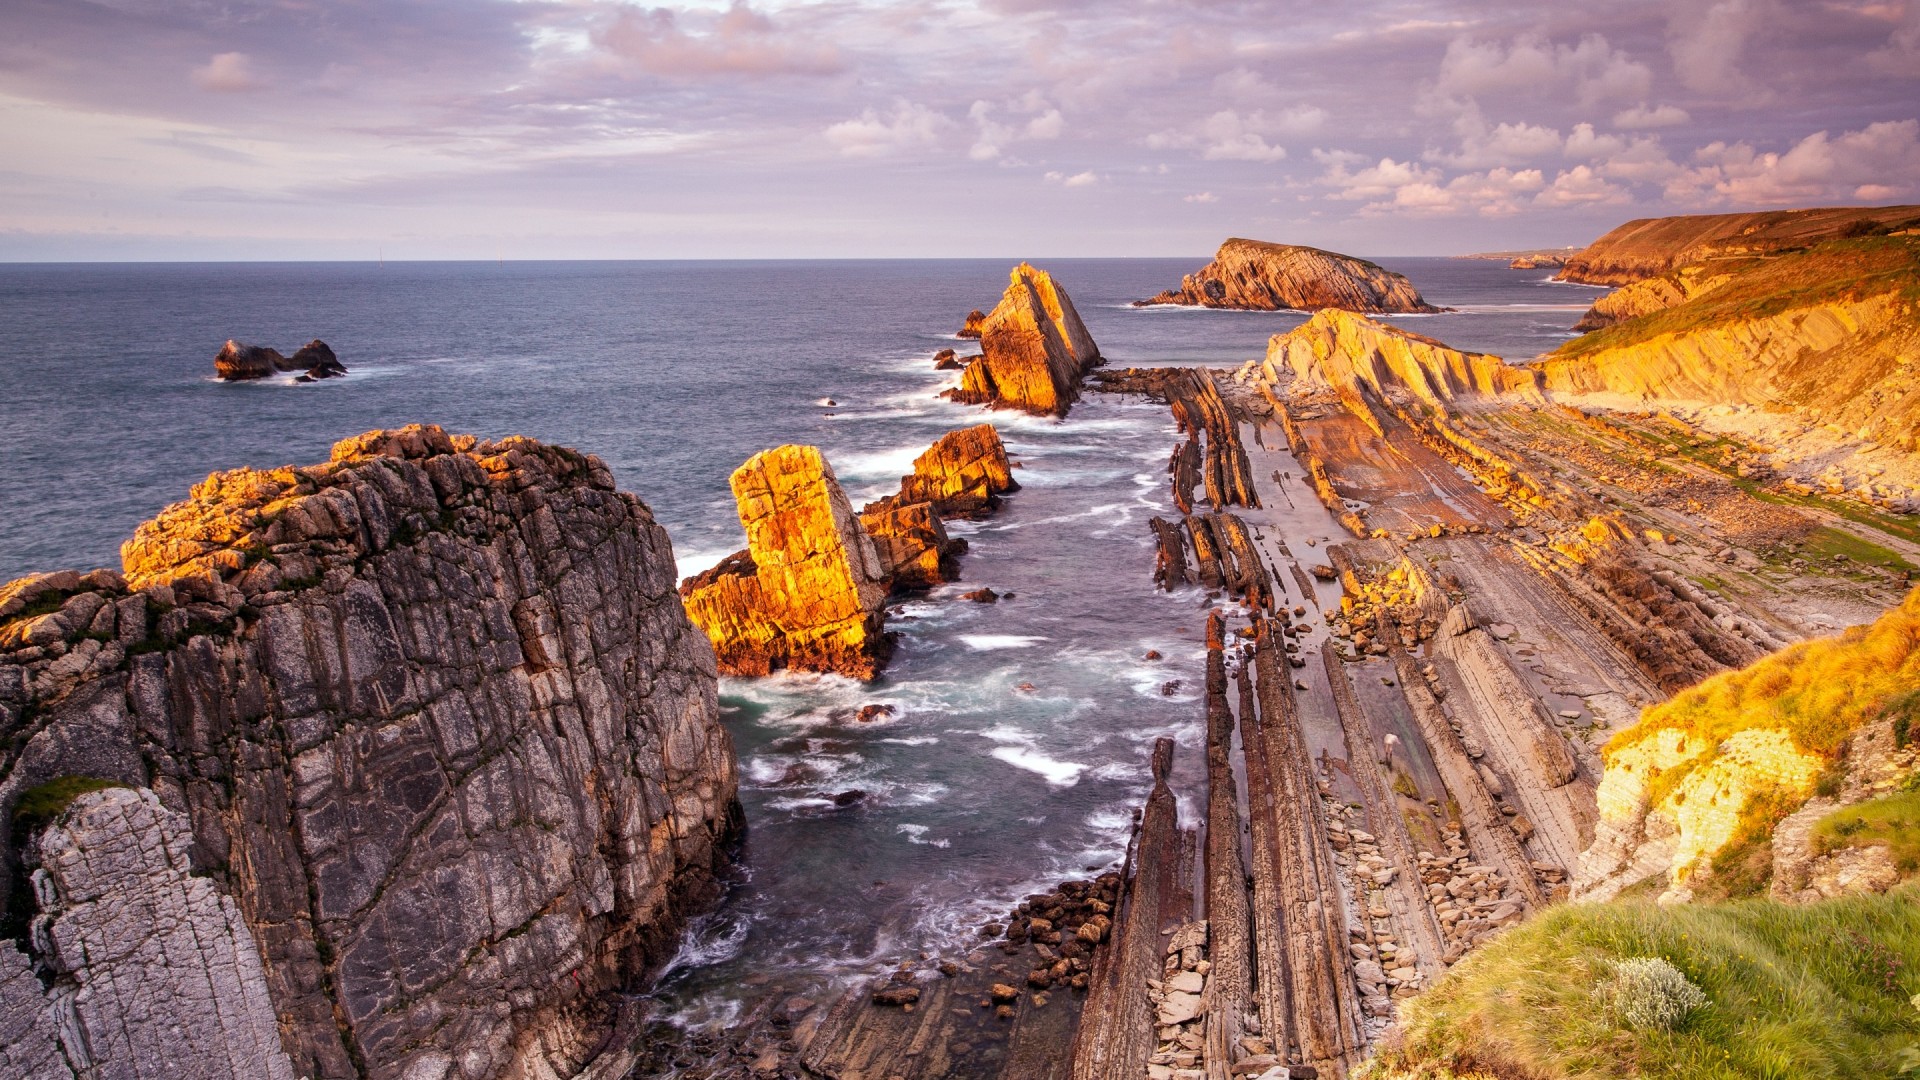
[0, 424, 742, 1080]
[1568, 263, 1735, 331]
[1556, 204, 1920, 286]
[1138, 238, 1439, 313]
[946, 264, 1102, 417]
[1577, 586, 1920, 902]
[214, 339, 347, 382]
[679, 445, 893, 679]
[1538, 236, 1920, 457]
[1258, 309, 1545, 411]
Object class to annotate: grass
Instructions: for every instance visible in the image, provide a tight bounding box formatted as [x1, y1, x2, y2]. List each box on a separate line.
[1608, 586, 1920, 765]
[1357, 886, 1920, 1080]
[11, 775, 125, 829]
[1550, 235, 1920, 364]
[1814, 787, 1920, 876]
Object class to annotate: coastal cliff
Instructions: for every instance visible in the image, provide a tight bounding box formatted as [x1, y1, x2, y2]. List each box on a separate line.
[0, 424, 742, 1080]
[679, 445, 893, 679]
[1556, 204, 1920, 286]
[1259, 309, 1545, 410]
[946, 264, 1102, 417]
[1139, 238, 1439, 313]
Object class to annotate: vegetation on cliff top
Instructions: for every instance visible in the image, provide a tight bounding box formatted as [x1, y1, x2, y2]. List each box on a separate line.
[1357, 887, 1920, 1080]
[1548, 235, 1920, 363]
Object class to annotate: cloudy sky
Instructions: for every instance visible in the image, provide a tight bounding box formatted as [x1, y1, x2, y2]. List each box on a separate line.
[3, 0, 1918, 259]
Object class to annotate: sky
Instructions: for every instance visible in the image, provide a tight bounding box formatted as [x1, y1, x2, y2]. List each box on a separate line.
[2, 0, 1919, 259]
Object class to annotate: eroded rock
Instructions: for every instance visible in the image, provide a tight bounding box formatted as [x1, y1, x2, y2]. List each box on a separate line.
[945, 264, 1102, 417]
[1138, 238, 1439, 314]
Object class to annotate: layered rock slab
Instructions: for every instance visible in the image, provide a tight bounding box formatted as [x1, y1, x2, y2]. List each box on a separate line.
[1260, 309, 1545, 412]
[0, 423, 741, 1080]
[680, 445, 892, 679]
[1138, 238, 1439, 313]
[946, 264, 1102, 417]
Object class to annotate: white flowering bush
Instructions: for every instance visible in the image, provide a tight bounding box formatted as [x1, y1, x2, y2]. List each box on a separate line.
[1610, 956, 1709, 1031]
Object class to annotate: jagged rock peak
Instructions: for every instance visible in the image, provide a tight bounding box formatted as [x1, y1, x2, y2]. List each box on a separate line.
[1259, 309, 1544, 408]
[896, 423, 1019, 517]
[0, 422, 741, 1080]
[945, 264, 1103, 417]
[1137, 238, 1440, 314]
[680, 444, 893, 679]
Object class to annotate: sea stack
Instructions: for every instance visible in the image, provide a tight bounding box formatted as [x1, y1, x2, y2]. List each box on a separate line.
[680, 444, 893, 678]
[1138, 238, 1439, 313]
[946, 263, 1102, 417]
[860, 424, 1020, 591]
[213, 338, 348, 381]
[0, 424, 741, 1079]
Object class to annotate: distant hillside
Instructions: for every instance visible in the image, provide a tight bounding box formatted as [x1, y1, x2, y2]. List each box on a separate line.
[1557, 204, 1920, 286]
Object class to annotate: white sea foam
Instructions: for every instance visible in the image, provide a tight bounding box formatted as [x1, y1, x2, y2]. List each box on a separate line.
[896, 823, 951, 848]
[958, 634, 1047, 651]
[877, 736, 939, 746]
[990, 746, 1089, 787]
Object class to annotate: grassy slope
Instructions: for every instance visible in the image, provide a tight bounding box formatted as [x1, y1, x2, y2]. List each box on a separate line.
[1358, 888, 1920, 1080]
[1547, 235, 1920, 363]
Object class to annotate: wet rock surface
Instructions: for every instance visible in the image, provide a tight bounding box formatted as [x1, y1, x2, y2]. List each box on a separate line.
[0, 423, 742, 1080]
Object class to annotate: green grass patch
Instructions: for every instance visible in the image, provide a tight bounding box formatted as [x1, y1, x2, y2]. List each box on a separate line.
[1792, 525, 1918, 576]
[1814, 788, 1920, 875]
[1359, 887, 1920, 1080]
[12, 776, 125, 829]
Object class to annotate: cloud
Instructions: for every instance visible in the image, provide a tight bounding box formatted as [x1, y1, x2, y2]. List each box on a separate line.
[1613, 103, 1691, 129]
[594, 2, 842, 78]
[1184, 191, 1218, 203]
[1149, 106, 1321, 163]
[968, 98, 1064, 161]
[1868, 1, 1920, 75]
[1666, 119, 1920, 204]
[1534, 164, 1630, 206]
[1668, 0, 1769, 96]
[191, 52, 262, 93]
[824, 101, 948, 158]
[1045, 170, 1099, 187]
[1432, 33, 1652, 110]
[1435, 117, 1565, 168]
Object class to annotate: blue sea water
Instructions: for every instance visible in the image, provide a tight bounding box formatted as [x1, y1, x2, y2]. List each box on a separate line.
[0, 255, 1598, 1041]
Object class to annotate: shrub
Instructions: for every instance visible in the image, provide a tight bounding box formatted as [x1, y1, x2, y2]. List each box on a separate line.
[1611, 956, 1710, 1031]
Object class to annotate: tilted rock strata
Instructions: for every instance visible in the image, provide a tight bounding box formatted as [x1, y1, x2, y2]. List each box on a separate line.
[893, 423, 1018, 517]
[214, 338, 347, 382]
[1556, 204, 1920, 286]
[947, 264, 1102, 417]
[859, 500, 960, 593]
[1570, 265, 1735, 331]
[680, 445, 892, 678]
[0, 424, 741, 1080]
[1260, 309, 1545, 413]
[1139, 238, 1439, 314]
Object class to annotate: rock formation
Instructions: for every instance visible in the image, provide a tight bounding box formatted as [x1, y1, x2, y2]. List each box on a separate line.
[1556, 204, 1920, 286]
[956, 309, 987, 339]
[0, 424, 741, 1080]
[214, 338, 348, 382]
[891, 423, 1018, 517]
[680, 445, 893, 679]
[945, 264, 1102, 417]
[1259, 308, 1545, 410]
[1569, 263, 1735, 331]
[1137, 238, 1440, 313]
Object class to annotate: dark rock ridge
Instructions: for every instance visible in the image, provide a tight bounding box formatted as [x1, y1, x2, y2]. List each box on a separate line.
[1555, 203, 1920, 286]
[214, 338, 348, 382]
[1136, 238, 1440, 314]
[0, 424, 741, 1080]
[945, 264, 1103, 417]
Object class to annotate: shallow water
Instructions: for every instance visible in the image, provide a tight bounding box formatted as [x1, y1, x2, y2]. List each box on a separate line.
[0, 253, 1601, 1047]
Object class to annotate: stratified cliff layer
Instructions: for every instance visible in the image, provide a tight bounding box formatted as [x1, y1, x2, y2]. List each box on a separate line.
[680, 445, 892, 679]
[1539, 236, 1920, 458]
[892, 423, 1018, 517]
[1260, 309, 1545, 411]
[1139, 238, 1439, 313]
[1578, 586, 1920, 902]
[1556, 203, 1920, 286]
[947, 264, 1102, 417]
[0, 424, 742, 1080]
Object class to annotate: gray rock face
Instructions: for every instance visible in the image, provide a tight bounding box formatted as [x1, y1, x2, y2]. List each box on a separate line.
[0, 425, 741, 1080]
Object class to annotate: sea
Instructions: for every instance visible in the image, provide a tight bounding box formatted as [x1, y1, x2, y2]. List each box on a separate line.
[0, 256, 1605, 1063]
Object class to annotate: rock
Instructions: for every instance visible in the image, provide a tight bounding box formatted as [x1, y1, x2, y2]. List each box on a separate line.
[0, 424, 742, 1080]
[944, 264, 1102, 417]
[1163, 969, 1204, 994]
[214, 338, 347, 381]
[892, 424, 1019, 517]
[829, 789, 868, 807]
[872, 985, 921, 1007]
[861, 499, 961, 593]
[1264, 309, 1545, 409]
[962, 587, 999, 604]
[1310, 564, 1338, 581]
[1555, 204, 1920, 287]
[856, 704, 896, 722]
[957, 309, 987, 339]
[1156, 991, 1203, 1025]
[1137, 238, 1440, 313]
[933, 348, 963, 370]
[681, 444, 893, 679]
[989, 982, 1020, 1003]
[1144, 649, 1162, 660]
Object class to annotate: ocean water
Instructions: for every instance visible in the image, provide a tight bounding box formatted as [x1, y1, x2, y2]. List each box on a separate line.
[0, 255, 1599, 1048]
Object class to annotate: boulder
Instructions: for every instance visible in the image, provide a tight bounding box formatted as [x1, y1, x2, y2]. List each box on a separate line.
[945, 264, 1102, 417]
[680, 445, 893, 679]
[861, 499, 962, 592]
[957, 309, 987, 339]
[894, 424, 1019, 517]
[1137, 239, 1439, 313]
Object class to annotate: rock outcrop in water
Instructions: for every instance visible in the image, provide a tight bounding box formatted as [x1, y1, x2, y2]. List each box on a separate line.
[1138, 238, 1439, 313]
[1258, 309, 1545, 410]
[213, 338, 348, 382]
[1556, 204, 1920, 286]
[0, 424, 741, 1080]
[893, 423, 1018, 517]
[680, 444, 893, 679]
[945, 264, 1102, 417]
